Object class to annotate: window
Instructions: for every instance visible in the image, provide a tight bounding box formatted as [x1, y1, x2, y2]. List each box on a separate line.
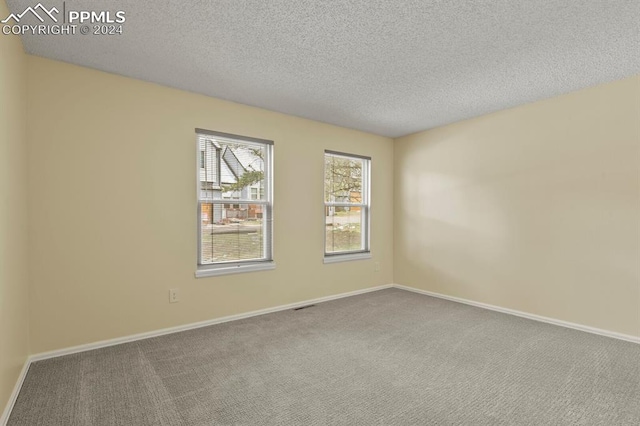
[324, 150, 371, 263]
[251, 187, 264, 200]
[196, 129, 274, 277]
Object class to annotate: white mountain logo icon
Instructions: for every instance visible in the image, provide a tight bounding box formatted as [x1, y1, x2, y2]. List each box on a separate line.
[1, 3, 59, 23]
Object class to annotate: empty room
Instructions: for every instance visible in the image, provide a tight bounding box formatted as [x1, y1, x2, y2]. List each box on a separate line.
[1, 1, 638, 425]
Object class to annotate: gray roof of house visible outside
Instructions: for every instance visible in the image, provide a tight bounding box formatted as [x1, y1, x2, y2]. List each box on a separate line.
[220, 146, 263, 186]
[220, 161, 236, 186]
[233, 149, 263, 172]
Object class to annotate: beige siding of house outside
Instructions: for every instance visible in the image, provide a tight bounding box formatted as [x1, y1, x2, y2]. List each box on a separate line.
[0, 0, 30, 415]
[394, 75, 640, 338]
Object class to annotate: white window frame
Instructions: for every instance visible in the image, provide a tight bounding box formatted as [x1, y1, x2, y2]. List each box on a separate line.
[195, 129, 275, 277]
[323, 150, 371, 263]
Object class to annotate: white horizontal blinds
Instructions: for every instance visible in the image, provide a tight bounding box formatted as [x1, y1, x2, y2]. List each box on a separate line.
[324, 151, 370, 255]
[197, 130, 273, 267]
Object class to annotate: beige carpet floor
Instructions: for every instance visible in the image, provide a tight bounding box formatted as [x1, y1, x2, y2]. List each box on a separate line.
[8, 288, 640, 425]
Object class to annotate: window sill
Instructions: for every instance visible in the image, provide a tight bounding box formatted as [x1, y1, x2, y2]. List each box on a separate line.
[323, 252, 372, 264]
[195, 262, 275, 278]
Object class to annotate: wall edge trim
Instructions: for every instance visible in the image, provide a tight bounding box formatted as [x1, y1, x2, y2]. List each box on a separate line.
[5, 282, 638, 424]
[29, 284, 394, 362]
[0, 358, 30, 426]
[393, 283, 640, 344]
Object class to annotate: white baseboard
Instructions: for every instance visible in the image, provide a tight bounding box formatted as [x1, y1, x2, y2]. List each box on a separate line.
[1, 358, 30, 426]
[30, 284, 394, 362]
[393, 284, 640, 344]
[2, 283, 392, 423]
[4, 281, 637, 424]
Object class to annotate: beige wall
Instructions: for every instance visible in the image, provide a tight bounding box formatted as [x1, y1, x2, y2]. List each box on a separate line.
[394, 76, 640, 337]
[26, 56, 394, 354]
[0, 0, 29, 415]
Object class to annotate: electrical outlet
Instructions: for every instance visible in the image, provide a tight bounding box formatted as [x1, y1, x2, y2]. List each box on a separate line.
[374, 262, 380, 272]
[169, 288, 180, 303]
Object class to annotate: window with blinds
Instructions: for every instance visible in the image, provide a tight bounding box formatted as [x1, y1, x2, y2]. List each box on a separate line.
[324, 150, 371, 262]
[196, 129, 274, 277]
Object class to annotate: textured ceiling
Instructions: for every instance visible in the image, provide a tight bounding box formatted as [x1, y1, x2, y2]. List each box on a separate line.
[6, 0, 640, 137]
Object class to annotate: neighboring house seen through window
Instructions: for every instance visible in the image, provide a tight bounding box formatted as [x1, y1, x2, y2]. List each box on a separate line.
[324, 150, 371, 263]
[196, 129, 274, 277]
